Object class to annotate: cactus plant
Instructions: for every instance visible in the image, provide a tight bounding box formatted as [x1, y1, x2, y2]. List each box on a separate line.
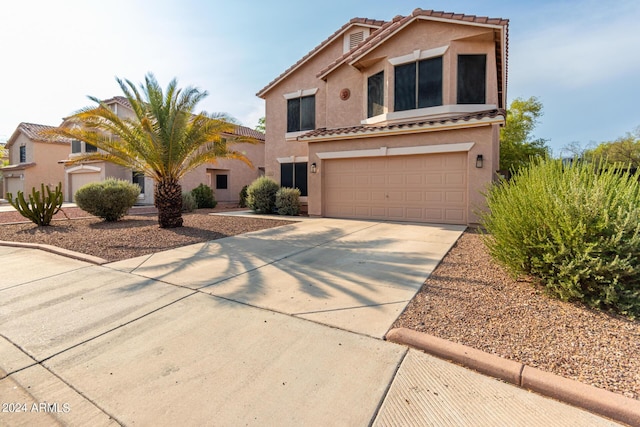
[7, 182, 64, 226]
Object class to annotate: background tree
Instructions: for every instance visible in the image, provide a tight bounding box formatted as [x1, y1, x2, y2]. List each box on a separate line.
[255, 116, 265, 133]
[49, 73, 256, 228]
[583, 127, 640, 167]
[500, 96, 550, 172]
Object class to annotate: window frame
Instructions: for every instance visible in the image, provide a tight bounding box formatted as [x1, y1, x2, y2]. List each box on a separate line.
[394, 56, 443, 112]
[215, 174, 228, 190]
[287, 95, 315, 133]
[457, 54, 487, 105]
[280, 162, 308, 196]
[367, 71, 384, 118]
[19, 145, 26, 163]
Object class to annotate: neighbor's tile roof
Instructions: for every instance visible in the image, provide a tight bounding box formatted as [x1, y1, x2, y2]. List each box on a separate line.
[297, 109, 506, 141]
[318, 8, 509, 80]
[5, 122, 71, 147]
[102, 95, 133, 109]
[230, 125, 265, 141]
[256, 17, 387, 97]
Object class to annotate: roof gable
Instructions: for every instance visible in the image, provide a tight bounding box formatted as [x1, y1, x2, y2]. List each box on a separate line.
[5, 122, 71, 148]
[256, 17, 386, 98]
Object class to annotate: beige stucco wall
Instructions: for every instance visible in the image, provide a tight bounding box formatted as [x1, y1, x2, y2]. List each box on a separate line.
[307, 123, 499, 224]
[181, 141, 265, 202]
[3, 133, 69, 197]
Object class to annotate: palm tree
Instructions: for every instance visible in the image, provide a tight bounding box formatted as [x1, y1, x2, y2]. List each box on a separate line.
[50, 73, 255, 228]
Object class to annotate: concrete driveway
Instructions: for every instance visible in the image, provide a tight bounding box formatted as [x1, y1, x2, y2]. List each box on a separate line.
[0, 216, 621, 426]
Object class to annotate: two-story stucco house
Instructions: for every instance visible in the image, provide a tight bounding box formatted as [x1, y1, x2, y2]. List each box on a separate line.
[257, 8, 508, 225]
[61, 96, 265, 203]
[1, 122, 70, 199]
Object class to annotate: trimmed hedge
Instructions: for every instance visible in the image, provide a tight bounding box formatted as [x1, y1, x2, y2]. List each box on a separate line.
[75, 178, 140, 221]
[275, 187, 300, 216]
[246, 176, 279, 214]
[191, 183, 217, 209]
[481, 159, 640, 318]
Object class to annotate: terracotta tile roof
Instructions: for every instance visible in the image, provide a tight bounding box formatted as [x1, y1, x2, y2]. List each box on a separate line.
[256, 17, 387, 98]
[229, 125, 265, 141]
[297, 109, 506, 141]
[318, 8, 509, 82]
[101, 95, 133, 109]
[5, 122, 71, 147]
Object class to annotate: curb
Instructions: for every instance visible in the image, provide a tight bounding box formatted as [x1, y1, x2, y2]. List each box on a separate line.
[385, 328, 640, 426]
[0, 241, 109, 265]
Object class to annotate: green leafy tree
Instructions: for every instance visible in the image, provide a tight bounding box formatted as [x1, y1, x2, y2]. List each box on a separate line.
[255, 116, 265, 133]
[584, 127, 640, 167]
[500, 96, 550, 172]
[49, 73, 256, 228]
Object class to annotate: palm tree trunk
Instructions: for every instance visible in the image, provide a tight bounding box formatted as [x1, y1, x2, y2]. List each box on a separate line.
[154, 178, 183, 228]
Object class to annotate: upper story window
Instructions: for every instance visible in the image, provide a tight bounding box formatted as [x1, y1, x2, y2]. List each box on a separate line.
[19, 145, 26, 163]
[71, 139, 98, 154]
[394, 56, 443, 112]
[457, 54, 487, 104]
[287, 95, 315, 133]
[85, 143, 98, 153]
[367, 71, 384, 118]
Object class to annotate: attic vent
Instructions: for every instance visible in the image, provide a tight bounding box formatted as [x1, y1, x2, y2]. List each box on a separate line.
[349, 31, 364, 50]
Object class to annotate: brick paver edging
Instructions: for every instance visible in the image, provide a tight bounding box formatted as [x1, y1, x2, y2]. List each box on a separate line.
[386, 328, 640, 426]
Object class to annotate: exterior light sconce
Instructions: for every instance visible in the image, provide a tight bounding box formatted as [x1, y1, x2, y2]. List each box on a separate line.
[311, 162, 317, 173]
[475, 154, 484, 168]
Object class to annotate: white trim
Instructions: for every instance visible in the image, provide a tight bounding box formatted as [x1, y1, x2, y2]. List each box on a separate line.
[283, 88, 318, 100]
[66, 164, 101, 174]
[362, 104, 498, 125]
[277, 156, 309, 163]
[316, 142, 475, 160]
[388, 45, 448, 66]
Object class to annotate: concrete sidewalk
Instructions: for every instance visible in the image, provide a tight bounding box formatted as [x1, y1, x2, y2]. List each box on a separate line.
[0, 218, 623, 426]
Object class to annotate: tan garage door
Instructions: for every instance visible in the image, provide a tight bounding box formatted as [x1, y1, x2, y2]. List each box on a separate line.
[69, 172, 101, 202]
[324, 153, 467, 224]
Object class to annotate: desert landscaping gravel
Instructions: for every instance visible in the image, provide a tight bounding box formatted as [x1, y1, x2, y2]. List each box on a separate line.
[393, 230, 640, 401]
[1, 206, 638, 401]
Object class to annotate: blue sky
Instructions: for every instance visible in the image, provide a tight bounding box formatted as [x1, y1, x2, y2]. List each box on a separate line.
[1, 0, 639, 156]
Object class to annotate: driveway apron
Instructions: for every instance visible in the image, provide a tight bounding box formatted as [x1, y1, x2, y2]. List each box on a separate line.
[0, 218, 622, 426]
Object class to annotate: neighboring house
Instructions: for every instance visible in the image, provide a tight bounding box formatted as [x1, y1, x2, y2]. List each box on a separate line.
[1, 122, 70, 199]
[257, 8, 508, 225]
[60, 96, 265, 203]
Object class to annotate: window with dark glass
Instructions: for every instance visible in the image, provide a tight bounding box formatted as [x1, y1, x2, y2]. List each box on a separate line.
[216, 174, 228, 190]
[457, 54, 486, 104]
[287, 95, 315, 132]
[19, 146, 26, 162]
[132, 171, 145, 194]
[85, 143, 98, 153]
[72, 140, 82, 153]
[280, 162, 307, 196]
[367, 71, 384, 118]
[394, 56, 443, 112]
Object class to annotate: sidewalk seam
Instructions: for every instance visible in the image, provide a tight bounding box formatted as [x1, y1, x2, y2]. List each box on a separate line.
[368, 346, 410, 427]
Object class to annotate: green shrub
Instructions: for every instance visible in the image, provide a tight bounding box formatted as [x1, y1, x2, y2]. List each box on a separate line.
[275, 187, 300, 216]
[75, 178, 140, 221]
[246, 176, 279, 214]
[182, 191, 197, 212]
[7, 182, 64, 226]
[238, 185, 249, 208]
[190, 183, 217, 209]
[481, 158, 640, 318]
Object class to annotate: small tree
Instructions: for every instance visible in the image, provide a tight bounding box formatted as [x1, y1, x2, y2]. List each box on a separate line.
[500, 96, 550, 172]
[190, 183, 217, 209]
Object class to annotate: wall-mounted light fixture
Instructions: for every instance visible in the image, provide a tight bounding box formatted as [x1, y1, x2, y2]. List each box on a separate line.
[475, 154, 483, 168]
[311, 162, 317, 173]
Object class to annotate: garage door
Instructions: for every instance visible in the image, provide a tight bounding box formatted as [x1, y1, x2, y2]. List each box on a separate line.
[5, 177, 24, 198]
[324, 153, 467, 224]
[69, 172, 101, 202]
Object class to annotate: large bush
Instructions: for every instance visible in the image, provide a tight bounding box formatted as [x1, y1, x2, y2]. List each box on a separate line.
[190, 183, 217, 209]
[481, 159, 640, 318]
[275, 187, 300, 216]
[75, 178, 140, 221]
[246, 176, 279, 214]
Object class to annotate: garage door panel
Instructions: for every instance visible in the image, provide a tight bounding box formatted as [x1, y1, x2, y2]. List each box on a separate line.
[324, 153, 467, 224]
